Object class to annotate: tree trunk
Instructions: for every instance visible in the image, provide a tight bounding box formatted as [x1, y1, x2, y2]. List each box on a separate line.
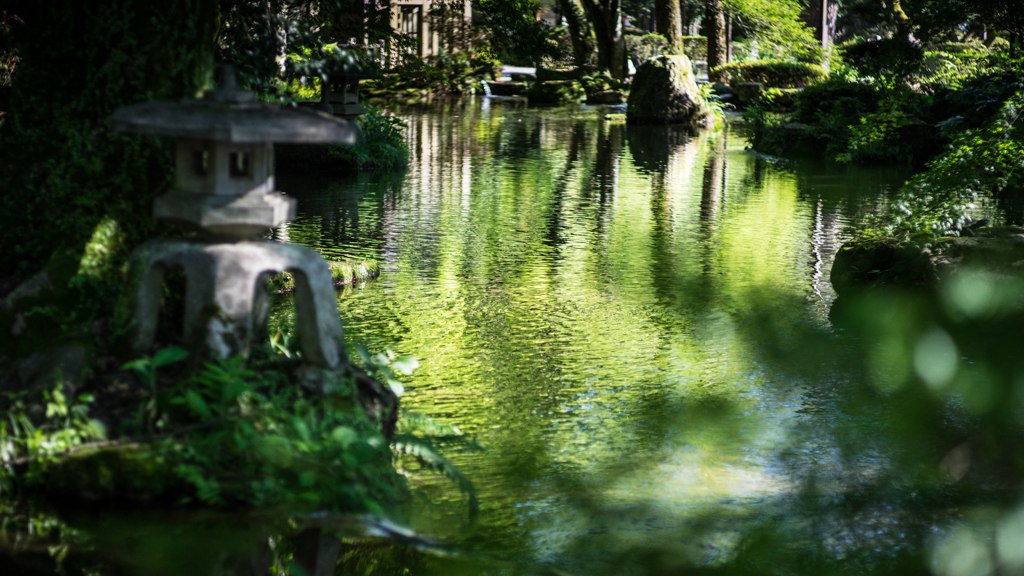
[558, 0, 593, 66]
[654, 0, 682, 54]
[579, 0, 627, 79]
[883, 0, 912, 42]
[983, 26, 996, 48]
[725, 10, 731, 63]
[804, 0, 837, 51]
[705, 0, 725, 82]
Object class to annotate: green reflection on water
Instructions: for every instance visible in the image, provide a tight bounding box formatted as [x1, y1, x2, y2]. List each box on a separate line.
[272, 99, 906, 566]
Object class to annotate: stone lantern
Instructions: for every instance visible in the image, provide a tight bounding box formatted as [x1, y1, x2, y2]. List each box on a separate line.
[111, 68, 363, 369]
[321, 69, 377, 119]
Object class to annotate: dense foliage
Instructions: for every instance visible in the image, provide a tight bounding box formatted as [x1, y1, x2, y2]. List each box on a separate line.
[842, 36, 926, 79]
[0, 0, 216, 318]
[1, 350, 405, 513]
[475, 0, 561, 66]
[743, 38, 1021, 168]
[859, 91, 1024, 243]
[362, 51, 498, 96]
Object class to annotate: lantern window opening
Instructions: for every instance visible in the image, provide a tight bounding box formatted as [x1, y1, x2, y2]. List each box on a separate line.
[230, 151, 252, 179]
[193, 150, 210, 176]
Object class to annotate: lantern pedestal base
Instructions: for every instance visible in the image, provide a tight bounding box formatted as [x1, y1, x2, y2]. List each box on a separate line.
[128, 240, 345, 368]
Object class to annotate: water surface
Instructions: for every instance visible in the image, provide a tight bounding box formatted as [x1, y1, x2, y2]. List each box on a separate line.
[274, 98, 909, 569]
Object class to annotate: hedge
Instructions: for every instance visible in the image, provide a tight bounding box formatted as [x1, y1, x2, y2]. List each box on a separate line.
[712, 60, 825, 88]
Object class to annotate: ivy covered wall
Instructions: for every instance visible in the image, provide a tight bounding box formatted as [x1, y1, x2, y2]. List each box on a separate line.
[0, 0, 220, 352]
[0, 0, 219, 280]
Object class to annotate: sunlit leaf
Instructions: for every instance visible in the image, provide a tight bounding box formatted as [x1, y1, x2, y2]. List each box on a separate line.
[153, 346, 189, 368]
[391, 356, 420, 376]
[331, 426, 359, 447]
[185, 390, 212, 420]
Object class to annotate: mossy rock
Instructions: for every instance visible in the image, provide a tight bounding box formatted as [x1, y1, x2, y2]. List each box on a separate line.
[274, 260, 381, 293]
[830, 240, 938, 296]
[626, 55, 709, 125]
[733, 82, 764, 104]
[1, 250, 96, 359]
[830, 227, 1024, 296]
[327, 260, 381, 286]
[35, 445, 185, 504]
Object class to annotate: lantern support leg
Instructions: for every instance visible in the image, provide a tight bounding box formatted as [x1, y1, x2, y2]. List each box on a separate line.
[128, 240, 346, 369]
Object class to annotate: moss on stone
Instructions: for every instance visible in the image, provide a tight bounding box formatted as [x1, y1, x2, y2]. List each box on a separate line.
[273, 260, 381, 293]
[328, 260, 381, 286]
[626, 55, 710, 125]
[36, 445, 184, 503]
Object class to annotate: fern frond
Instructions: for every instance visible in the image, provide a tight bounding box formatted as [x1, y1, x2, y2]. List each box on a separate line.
[392, 434, 479, 515]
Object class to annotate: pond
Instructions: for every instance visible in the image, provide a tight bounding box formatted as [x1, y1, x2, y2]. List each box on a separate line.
[273, 98, 917, 572]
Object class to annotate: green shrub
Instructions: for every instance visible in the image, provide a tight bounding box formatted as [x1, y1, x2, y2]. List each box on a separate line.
[681, 36, 706, 62]
[858, 93, 1024, 243]
[743, 72, 881, 159]
[329, 104, 409, 170]
[837, 103, 915, 164]
[990, 36, 1011, 52]
[792, 76, 881, 124]
[626, 33, 671, 65]
[624, 34, 706, 63]
[919, 50, 996, 92]
[477, 0, 560, 66]
[923, 40, 990, 54]
[841, 37, 924, 78]
[2, 349, 404, 513]
[713, 60, 825, 88]
[541, 25, 580, 68]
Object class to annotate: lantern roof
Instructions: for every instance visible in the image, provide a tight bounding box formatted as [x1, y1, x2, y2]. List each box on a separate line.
[325, 67, 378, 81]
[110, 68, 361, 144]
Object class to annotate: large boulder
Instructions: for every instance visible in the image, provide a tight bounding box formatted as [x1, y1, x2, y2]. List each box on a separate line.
[830, 226, 1024, 297]
[830, 240, 938, 296]
[626, 55, 709, 125]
